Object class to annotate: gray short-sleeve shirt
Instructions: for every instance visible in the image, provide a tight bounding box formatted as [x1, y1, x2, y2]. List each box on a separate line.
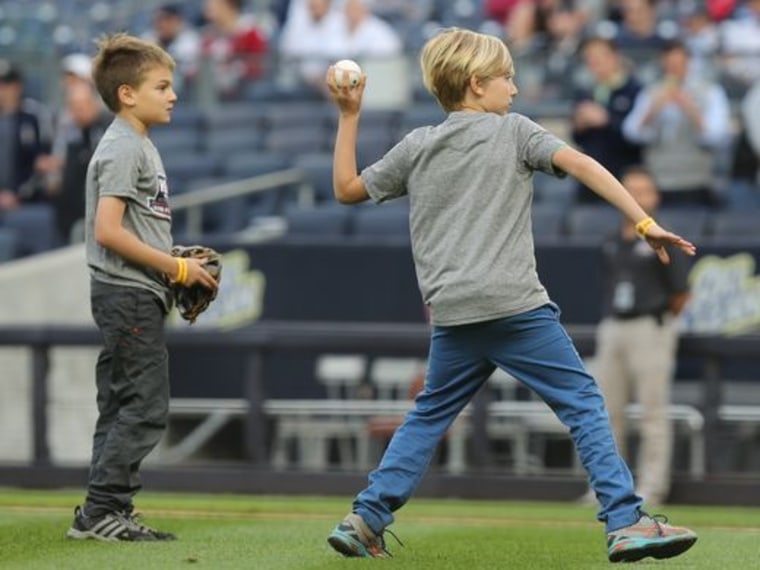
[85, 117, 173, 310]
[362, 111, 566, 326]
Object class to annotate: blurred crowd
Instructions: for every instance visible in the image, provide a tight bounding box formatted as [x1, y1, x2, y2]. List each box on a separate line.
[0, 0, 758, 261]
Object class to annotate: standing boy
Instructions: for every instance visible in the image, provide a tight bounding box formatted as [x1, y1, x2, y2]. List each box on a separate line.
[324, 28, 698, 563]
[67, 33, 217, 542]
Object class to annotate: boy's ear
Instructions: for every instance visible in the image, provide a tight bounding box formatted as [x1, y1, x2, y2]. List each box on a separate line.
[468, 75, 484, 96]
[117, 84, 135, 108]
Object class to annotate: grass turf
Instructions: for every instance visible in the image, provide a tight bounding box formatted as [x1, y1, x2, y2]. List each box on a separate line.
[1, 489, 758, 569]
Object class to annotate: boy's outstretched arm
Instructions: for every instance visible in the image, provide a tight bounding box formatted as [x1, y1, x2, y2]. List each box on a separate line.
[325, 66, 370, 204]
[551, 146, 696, 263]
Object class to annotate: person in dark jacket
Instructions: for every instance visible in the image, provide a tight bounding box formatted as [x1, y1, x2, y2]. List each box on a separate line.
[0, 60, 51, 211]
[572, 37, 642, 202]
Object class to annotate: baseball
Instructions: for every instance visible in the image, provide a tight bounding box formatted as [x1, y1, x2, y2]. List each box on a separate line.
[333, 59, 362, 88]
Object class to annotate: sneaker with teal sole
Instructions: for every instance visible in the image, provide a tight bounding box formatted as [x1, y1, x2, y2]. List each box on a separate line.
[607, 513, 697, 563]
[327, 513, 396, 558]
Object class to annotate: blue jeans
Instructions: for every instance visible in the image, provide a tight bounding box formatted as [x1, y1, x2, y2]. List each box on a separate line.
[353, 304, 642, 533]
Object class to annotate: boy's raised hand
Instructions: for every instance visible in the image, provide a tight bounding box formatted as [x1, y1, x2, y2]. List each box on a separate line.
[325, 65, 366, 116]
[642, 224, 697, 264]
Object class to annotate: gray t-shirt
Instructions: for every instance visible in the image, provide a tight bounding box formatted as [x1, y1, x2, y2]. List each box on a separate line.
[362, 111, 566, 326]
[85, 116, 173, 310]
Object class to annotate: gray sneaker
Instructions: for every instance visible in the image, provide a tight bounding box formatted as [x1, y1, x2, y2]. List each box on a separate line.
[607, 512, 697, 563]
[327, 513, 394, 558]
[66, 506, 176, 542]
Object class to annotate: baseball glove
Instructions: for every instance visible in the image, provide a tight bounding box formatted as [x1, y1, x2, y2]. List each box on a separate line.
[170, 245, 222, 324]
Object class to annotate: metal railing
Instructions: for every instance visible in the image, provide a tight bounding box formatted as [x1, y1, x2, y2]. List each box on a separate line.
[0, 322, 758, 475]
[171, 168, 307, 237]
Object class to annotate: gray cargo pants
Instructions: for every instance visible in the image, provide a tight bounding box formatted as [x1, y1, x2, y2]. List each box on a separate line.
[84, 280, 169, 517]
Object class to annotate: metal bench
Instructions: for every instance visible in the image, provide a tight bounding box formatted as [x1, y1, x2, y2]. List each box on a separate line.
[164, 397, 704, 478]
[486, 401, 705, 477]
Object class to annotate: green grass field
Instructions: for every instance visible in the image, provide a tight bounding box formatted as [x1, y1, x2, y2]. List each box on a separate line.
[1, 489, 759, 569]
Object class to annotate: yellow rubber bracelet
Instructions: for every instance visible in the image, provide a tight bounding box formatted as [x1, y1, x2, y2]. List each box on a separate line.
[635, 217, 656, 238]
[175, 258, 188, 285]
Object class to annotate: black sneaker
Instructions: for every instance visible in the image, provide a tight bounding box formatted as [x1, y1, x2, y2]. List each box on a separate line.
[124, 511, 176, 541]
[65, 506, 175, 542]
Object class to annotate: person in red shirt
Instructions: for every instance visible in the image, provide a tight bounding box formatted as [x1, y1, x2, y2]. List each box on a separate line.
[201, 0, 269, 99]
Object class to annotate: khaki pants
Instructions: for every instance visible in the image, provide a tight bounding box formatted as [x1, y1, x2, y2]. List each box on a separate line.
[593, 314, 678, 505]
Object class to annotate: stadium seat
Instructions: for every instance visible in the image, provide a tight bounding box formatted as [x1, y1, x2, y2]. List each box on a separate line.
[399, 104, 446, 133]
[284, 205, 352, 239]
[0, 228, 18, 262]
[708, 210, 760, 240]
[1, 204, 59, 256]
[203, 127, 264, 156]
[356, 126, 395, 169]
[324, 109, 401, 131]
[351, 203, 410, 242]
[564, 204, 621, 242]
[162, 153, 222, 193]
[166, 105, 204, 129]
[533, 171, 577, 206]
[262, 101, 333, 131]
[293, 153, 334, 204]
[203, 103, 269, 131]
[223, 151, 291, 179]
[264, 126, 330, 155]
[531, 202, 565, 242]
[658, 208, 711, 242]
[151, 127, 201, 156]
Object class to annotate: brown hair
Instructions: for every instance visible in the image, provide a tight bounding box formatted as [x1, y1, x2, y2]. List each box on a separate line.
[420, 28, 514, 112]
[91, 33, 175, 112]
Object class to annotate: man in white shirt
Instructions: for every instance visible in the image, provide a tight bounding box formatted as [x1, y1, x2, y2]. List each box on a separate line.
[341, 0, 402, 58]
[279, 0, 346, 91]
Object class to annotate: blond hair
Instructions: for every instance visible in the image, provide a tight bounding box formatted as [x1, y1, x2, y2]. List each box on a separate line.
[420, 28, 514, 112]
[91, 33, 175, 112]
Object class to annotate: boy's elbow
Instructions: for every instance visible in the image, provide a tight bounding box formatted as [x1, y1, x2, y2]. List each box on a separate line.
[333, 186, 353, 204]
[93, 222, 114, 248]
[333, 177, 368, 204]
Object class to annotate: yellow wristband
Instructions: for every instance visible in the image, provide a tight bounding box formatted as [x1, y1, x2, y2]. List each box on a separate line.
[175, 258, 188, 285]
[635, 216, 656, 238]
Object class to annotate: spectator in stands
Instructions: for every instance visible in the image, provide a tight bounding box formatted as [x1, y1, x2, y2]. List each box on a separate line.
[613, 0, 672, 53]
[485, 0, 523, 30]
[37, 53, 95, 198]
[0, 60, 51, 212]
[622, 39, 731, 207]
[680, 1, 720, 78]
[502, 0, 595, 55]
[278, 0, 345, 95]
[48, 81, 111, 243]
[499, 0, 595, 98]
[201, 0, 269, 99]
[324, 27, 697, 563]
[61, 53, 94, 90]
[726, 76, 760, 208]
[142, 3, 201, 93]
[718, 0, 760, 91]
[341, 0, 403, 58]
[572, 36, 642, 202]
[592, 166, 691, 506]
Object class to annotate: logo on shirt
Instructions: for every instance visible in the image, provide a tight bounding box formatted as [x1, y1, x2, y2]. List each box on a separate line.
[149, 173, 171, 219]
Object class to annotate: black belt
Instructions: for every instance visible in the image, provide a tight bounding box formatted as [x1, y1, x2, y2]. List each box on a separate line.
[613, 310, 666, 324]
